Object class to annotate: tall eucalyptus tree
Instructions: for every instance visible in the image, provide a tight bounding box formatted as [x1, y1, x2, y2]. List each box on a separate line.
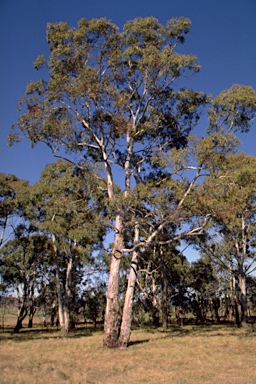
[10, 16, 208, 347]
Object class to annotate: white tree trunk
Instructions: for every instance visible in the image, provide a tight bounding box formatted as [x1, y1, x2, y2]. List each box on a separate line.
[238, 272, 248, 327]
[103, 213, 123, 348]
[118, 224, 140, 348]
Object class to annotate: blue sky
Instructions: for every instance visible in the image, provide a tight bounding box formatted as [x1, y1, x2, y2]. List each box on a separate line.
[1, 0, 256, 185]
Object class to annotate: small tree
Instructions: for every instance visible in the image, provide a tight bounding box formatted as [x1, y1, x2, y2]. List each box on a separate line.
[134, 239, 189, 329]
[196, 153, 256, 326]
[31, 160, 106, 336]
[0, 233, 51, 332]
[83, 284, 106, 328]
[188, 258, 219, 324]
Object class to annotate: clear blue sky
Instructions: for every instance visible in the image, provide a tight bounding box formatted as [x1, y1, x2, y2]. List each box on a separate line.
[1, 0, 256, 184]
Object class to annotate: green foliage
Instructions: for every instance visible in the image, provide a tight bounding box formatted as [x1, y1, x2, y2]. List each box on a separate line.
[31, 160, 106, 248]
[208, 84, 256, 133]
[0, 173, 30, 246]
[197, 152, 256, 228]
[0, 234, 52, 290]
[10, 16, 205, 176]
[82, 284, 106, 326]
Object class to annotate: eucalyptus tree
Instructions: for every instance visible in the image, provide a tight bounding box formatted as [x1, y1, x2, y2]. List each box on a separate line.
[134, 239, 189, 329]
[196, 152, 256, 326]
[0, 233, 51, 332]
[117, 76, 256, 346]
[10, 16, 209, 347]
[31, 160, 106, 335]
[0, 175, 46, 332]
[208, 84, 256, 135]
[187, 258, 220, 324]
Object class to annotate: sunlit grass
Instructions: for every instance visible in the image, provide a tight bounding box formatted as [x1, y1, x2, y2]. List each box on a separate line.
[1, 324, 256, 383]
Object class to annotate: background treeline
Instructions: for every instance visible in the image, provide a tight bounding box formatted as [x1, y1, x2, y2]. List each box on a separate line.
[1, 156, 256, 334]
[1, 17, 256, 347]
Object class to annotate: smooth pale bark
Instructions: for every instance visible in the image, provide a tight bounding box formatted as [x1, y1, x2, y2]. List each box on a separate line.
[239, 218, 248, 327]
[160, 248, 168, 331]
[116, 131, 135, 348]
[27, 285, 36, 328]
[102, 146, 126, 348]
[55, 263, 67, 336]
[52, 233, 66, 336]
[151, 274, 160, 327]
[103, 213, 123, 348]
[52, 231, 73, 336]
[230, 271, 240, 326]
[62, 252, 73, 335]
[239, 273, 248, 327]
[13, 283, 28, 333]
[103, 128, 136, 348]
[233, 292, 240, 326]
[56, 253, 73, 337]
[118, 224, 139, 348]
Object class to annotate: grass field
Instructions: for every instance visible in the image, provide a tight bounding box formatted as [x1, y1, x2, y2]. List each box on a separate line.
[1, 322, 256, 383]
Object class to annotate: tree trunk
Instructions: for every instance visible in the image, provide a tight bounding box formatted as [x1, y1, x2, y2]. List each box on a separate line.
[236, 219, 248, 327]
[103, 255, 121, 347]
[160, 247, 168, 331]
[152, 278, 160, 327]
[211, 296, 220, 324]
[233, 293, 240, 326]
[118, 224, 140, 348]
[55, 263, 67, 336]
[55, 257, 69, 336]
[28, 285, 36, 328]
[239, 273, 248, 327]
[62, 251, 73, 335]
[62, 307, 70, 335]
[50, 301, 57, 326]
[52, 233, 72, 337]
[103, 127, 134, 348]
[27, 304, 36, 328]
[28, 316, 33, 328]
[103, 214, 123, 348]
[14, 286, 27, 333]
[230, 272, 240, 326]
[14, 315, 26, 333]
[14, 305, 27, 333]
[152, 305, 160, 327]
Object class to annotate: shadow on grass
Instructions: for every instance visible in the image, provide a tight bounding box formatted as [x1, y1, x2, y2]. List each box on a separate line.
[132, 322, 256, 342]
[165, 323, 256, 339]
[128, 338, 150, 347]
[0, 324, 102, 343]
[1, 321, 256, 345]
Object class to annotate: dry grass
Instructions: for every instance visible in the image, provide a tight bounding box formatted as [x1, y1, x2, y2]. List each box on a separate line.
[1, 324, 256, 383]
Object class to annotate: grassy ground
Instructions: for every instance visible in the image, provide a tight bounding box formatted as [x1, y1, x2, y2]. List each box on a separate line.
[1, 323, 256, 383]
